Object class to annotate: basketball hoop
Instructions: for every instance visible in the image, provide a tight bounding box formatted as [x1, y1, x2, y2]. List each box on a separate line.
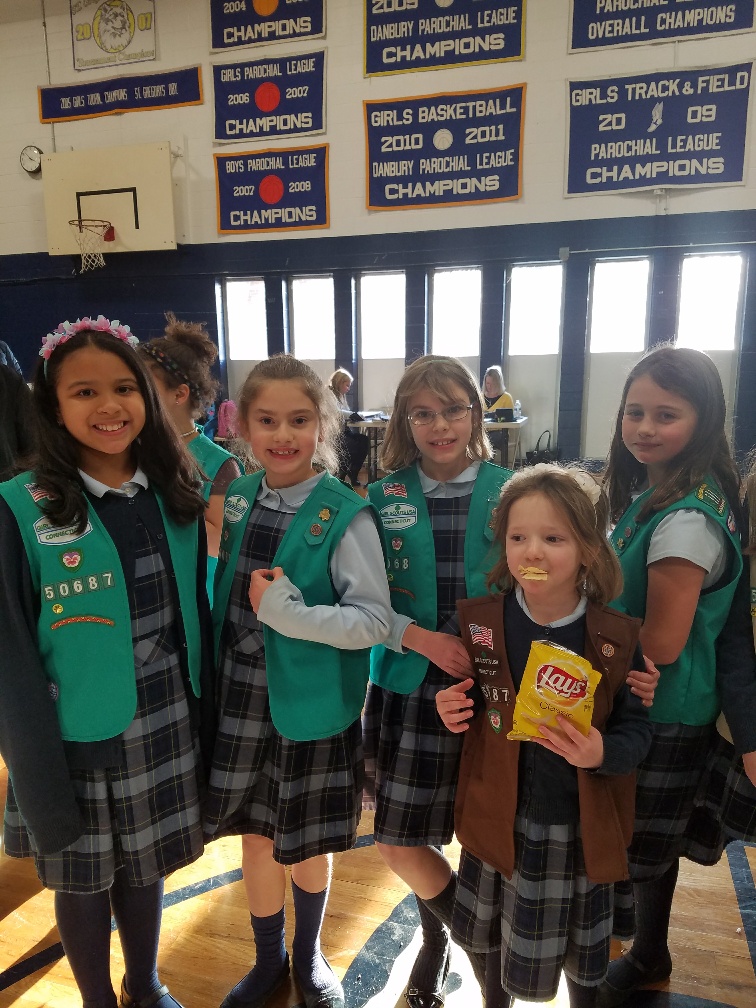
[68, 219, 115, 272]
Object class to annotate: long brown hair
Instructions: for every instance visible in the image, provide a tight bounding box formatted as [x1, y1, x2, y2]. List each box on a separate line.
[486, 463, 623, 605]
[380, 355, 491, 473]
[139, 312, 220, 416]
[605, 345, 741, 524]
[236, 355, 342, 473]
[31, 329, 204, 531]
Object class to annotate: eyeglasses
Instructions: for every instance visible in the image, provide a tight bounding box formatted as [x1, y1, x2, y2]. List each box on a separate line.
[407, 404, 473, 426]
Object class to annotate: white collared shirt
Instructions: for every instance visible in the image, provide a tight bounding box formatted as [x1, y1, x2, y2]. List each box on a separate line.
[78, 467, 148, 499]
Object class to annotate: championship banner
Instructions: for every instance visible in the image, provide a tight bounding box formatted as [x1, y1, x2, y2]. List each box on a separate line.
[71, 0, 156, 71]
[210, 0, 325, 52]
[39, 65, 202, 123]
[215, 144, 329, 233]
[570, 0, 756, 52]
[566, 63, 752, 195]
[365, 85, 525, 211]
[213, 50, 325, 143]
[365, 0, 524, 76]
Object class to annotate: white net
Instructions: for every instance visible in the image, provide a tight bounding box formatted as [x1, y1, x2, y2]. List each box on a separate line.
[68, 220, 112, 272]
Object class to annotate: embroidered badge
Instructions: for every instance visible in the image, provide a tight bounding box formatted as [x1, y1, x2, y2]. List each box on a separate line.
[34, 516, 92, 546]
[60, 550, 83, 570]
[25, 482, 54, 503]
[469, 624, 493, 649]
[224, 495, 249, 523]
[50, 615, 115, 630]
[48, 682, 59, 700]
[310, 523, 323, 536]
[52, 604, 63, 614]
[696, 483, 726, 515]
[726, 510, 737, 534]
[601, 643, 615, 657]
[383, 483, 407, 498]
[318, 508, 331, 521]
[380, 502, 417, 530]
[624, 526, 633, 539]
[391, 537, 403, 551]
[488, 708, 502, 734]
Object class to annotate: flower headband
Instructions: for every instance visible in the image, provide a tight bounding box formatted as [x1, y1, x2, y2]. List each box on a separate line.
[140, 343, 201, 399]
[40, 316, 138, 362]
[525, 462, 603, 507]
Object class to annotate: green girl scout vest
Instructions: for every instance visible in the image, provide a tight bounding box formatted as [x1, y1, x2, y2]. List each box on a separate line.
[368, 460, 512, 695]
[0, 473, 202, 742]
[611, 476, 742, 726]
[187, 430, 241, 504]
[213, 471, 376, 742]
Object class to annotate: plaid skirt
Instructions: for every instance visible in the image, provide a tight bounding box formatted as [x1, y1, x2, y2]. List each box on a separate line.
[451, 815, 635, 1001]
[202, 501, 363, 864]
[3, 529, 204, 893]
[363, 665, 464, 847]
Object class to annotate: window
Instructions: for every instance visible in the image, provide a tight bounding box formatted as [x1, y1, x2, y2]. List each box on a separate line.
[431, 268, 482, 356]
[677, 254, 744, 351]
[589, 259, 649, 353]
[226, 279, 267, 360]
[290, 275, 335, 360]
[360, 272, 406, 359]
[508, 264, 563, 355]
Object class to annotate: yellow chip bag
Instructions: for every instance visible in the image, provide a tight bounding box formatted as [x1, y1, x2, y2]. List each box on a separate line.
[507, 640, 602, 741]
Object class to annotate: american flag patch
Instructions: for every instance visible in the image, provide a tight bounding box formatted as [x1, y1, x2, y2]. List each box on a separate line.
[384, 483, 407, 498]
[25, 483, 51, 502]
[470, 624, 493, 648]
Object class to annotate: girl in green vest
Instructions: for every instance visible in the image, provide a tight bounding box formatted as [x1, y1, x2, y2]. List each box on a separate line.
[0, 318, 212, 1008]
[598, 346, 743, 1006]
[203, 355, 392, 1008]
[140, 314, 243, 601]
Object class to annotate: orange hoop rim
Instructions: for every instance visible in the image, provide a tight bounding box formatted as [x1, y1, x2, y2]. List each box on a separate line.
[68, 219, 115, 241]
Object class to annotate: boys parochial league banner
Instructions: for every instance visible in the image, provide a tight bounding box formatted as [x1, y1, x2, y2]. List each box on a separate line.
[566, 62, 752, 195]
[215, 144, 329, 233]
[365, 0, 524, 76]
[365, 85, 525, 211]
[209, 0, 325, 52]
[213, 50, 325, 143]
[71, 0, 156, 71]
[569, 0, 756, 52]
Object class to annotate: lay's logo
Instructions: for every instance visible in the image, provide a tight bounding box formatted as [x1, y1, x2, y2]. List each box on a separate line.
[536, 664, 587, 701]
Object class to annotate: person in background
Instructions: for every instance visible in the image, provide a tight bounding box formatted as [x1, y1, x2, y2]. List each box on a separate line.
[0, 338, 23, 375]
[140, 314, 243, 600]
[482, 366, 514, 412]
[329, 367, 369, 488]
[0, 362, 36, 481]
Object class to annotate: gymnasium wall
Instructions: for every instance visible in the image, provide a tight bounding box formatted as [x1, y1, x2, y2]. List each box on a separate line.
[1, 0, 755, 458]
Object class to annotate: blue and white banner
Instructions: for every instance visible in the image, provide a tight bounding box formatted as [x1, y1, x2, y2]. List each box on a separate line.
[213, 50, 325, 142]
[570, 0, 756, 52]
[39, 65, 202, 123]
[210, 0, 325, 52]
[215, 144, 329, 233]
[566, 63, 752, 195]
[71, 0, 156, 71]
[365, 85, 525, 210]
[365, 0, 524, 76]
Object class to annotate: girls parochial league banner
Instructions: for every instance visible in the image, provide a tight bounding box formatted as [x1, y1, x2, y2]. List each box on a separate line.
[365, 0, 524, 76]
[570, 0, 756, 52]
[210, 0, 325, 52]
[566, 62, 752, 195]
[71, 0, 156, 71]
[365, 85, 525, 210]
[213, 50, 325, 142]
[215, 144, 328, 233]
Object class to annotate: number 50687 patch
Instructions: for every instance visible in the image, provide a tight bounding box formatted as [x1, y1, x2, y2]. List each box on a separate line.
[43, 571, 115, 601]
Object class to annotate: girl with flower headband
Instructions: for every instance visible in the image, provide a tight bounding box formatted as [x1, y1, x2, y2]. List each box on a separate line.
[0, 318, 214, 1008]
[139, 313, 244, 601]
[435, 464, 654, 1008]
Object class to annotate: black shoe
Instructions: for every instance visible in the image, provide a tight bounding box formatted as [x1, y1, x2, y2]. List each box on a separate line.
[596, 950, 672, 1007]
[120, 980, 184, 1008]
[405, 940, 451, 1008]
[292, 964, 345, 1008]
[219, 955, 290, 1008]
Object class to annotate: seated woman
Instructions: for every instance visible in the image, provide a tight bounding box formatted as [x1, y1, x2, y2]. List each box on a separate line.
[329, 367, 370, 487]
[482, 364, 514, 411]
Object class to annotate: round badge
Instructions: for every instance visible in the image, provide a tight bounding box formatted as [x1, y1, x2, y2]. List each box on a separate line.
[52, 603, 64, 614]
[601, 643, 615, 657]
[310, 523, 323, 536]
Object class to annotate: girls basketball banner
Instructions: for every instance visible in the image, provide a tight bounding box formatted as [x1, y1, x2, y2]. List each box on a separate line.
[569, 0, 756, 51]
[566, 62, 752, 195]
[71, 0, 156, 71]
[365, 0, 524, 76]
[214, 144, 329, 233]
[210, 0, 325, 52]
[39, 65, 202, 123]
[365, 85, 525, 210]
[212, 50, 325, 142]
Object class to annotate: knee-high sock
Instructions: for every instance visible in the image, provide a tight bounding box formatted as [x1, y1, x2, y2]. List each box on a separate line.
[291, 880, 340, 997]
[224, 907, 287, 1004]
[566, 975, 598, 1007]
[54, 889, 117, 1008]
[484, 951, 513, 1008]
[418, 873, 486, 991]
[630, 860, 679, 966]
[109, 872, 163, 1002]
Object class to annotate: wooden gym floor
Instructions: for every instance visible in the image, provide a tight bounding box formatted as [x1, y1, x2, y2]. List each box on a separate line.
[1, 758, 754, 1008]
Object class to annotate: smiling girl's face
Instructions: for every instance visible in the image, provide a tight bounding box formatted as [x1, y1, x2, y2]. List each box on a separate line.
[243, 379, 322, 489]
[621, 374, 698, 485]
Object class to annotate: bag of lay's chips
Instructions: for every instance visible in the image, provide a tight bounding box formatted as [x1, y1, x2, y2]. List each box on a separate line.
[507, 641, 602, 741]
